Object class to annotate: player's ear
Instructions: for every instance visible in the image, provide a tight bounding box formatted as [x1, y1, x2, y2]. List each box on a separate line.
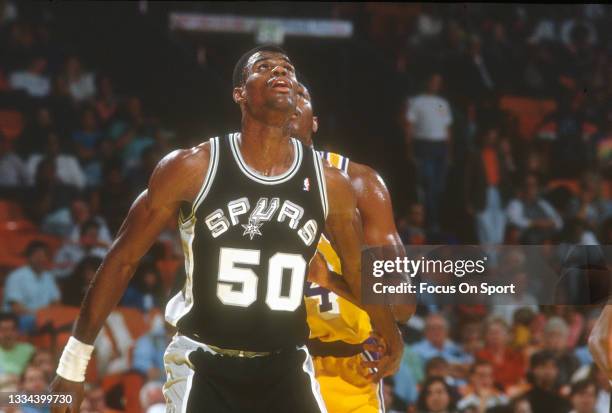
[233, 86, 246, 104]
[312, 116, 319, 134]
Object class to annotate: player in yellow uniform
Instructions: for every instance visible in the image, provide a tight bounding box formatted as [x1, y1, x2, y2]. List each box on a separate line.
[292, 82, 415, 413]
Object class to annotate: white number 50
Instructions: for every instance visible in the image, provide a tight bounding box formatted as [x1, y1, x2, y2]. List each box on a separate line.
[217, 247, 307, 311]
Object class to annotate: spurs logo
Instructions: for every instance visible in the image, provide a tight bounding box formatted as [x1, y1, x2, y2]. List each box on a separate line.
[204, 197, 318, 245]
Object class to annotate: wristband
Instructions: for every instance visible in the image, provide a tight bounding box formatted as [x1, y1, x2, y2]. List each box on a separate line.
[56, 336, 94, 382]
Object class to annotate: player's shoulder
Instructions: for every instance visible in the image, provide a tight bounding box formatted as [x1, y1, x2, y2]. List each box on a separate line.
[347, 161, 391, 204]
[149, 140, 214, 203]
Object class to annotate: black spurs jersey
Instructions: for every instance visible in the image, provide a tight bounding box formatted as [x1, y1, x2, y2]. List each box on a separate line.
[165, 133, 328, 352]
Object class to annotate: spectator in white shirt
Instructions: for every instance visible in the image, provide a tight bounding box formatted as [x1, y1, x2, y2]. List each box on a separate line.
[404, 72, 453, 232]
[8, 56, 50, 98]
[65, 56, 96, 103]
[506, 174, 563, 243]
[25, 132, 86, 189]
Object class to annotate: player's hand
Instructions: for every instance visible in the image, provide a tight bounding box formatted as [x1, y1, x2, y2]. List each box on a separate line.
[361, 330, 402, 382]
[49, 375, 85, 413]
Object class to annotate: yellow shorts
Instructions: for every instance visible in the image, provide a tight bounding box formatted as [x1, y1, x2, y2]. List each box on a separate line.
[313, 353, 384, 413]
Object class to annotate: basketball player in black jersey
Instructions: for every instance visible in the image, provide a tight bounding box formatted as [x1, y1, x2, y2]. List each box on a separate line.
[50, 45, 402, 413]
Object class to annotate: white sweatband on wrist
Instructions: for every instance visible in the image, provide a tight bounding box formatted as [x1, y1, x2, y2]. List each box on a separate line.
[56, 336, 94, 382]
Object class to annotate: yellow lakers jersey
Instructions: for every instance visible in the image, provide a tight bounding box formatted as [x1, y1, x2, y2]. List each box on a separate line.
[305, 151, 373, 344]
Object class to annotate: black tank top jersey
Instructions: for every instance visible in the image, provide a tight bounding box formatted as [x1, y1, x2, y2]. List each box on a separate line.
[165, 133, 328, 352]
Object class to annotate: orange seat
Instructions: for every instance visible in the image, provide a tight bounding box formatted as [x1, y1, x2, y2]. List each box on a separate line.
[0, 200, 24, 221]
[33, 305, 80, 350]
[0, 110, 24, 140]
[101, 371, 144, 413]
[500, 96, 557, 140]
[0, 230, 62, 269]
[547, 179, 580, 196]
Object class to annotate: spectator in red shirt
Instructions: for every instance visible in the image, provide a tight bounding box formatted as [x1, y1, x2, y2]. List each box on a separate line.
[476, 316, 526, 390]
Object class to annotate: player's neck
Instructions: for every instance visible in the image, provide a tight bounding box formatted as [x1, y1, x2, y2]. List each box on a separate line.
[239, 116, 294, 176]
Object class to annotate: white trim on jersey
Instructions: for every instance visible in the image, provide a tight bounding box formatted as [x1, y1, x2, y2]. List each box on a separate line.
[362, 350, 386, 413]
[229, 132, 303, 185]
[164, 220, 196, 327]
[299, 345, 328, 413]
[313, 149, 329, 220]
[181, 367, 195, 413]
[180, 136, 220, 224]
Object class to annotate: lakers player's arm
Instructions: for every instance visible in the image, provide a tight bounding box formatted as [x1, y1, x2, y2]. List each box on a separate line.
[50, 144, 210, 413]
[589, 304, 612, 379]
[348, 162, 416, 323]
[323, 165, 403, 381]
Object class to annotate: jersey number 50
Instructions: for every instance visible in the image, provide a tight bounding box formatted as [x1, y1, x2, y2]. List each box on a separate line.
[217, 247, 307, 311]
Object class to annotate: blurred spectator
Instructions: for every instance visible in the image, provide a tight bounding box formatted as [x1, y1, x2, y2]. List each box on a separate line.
[416, 376, 458, 413]
[47, 75, 78, 134]
[28, 349, 55, 379]
[509, 397, 532, 413]
[95, 75, 118, 125]
[19, 365, 50, 413]
[542, 316, 580, 384]
[398, 202, 426, 244]
[465, 126, 513, 245]
[568, 379, 598, 413]
[72, 108, 102, 163]
[537, 93, 598, 179]
[524, 350, 571, 413]
[120, 263, 163, 312]
[29, 157, 78, 226]
[566, 172, 612, 229]
[109, 96, 156, 168]
[457, 360, 508, 412]
[476, 317, 526, 391]
[0, 134, 27, 188]
[394, 343, 425, 405]
[126, 144, 161, 198]
[132, 317, 168, 381]
[53, 219, 109, 278]
[455, 35, 496, 101]
[81, 384, 118, 413]
[0, 312, 35, 377]
[97, 160, 131, 234]
[8, 55, 50, 98]
[490, 270, 538, 325]
[66, 199, 112, 243]
[425, 356, 466, 390]
[383, 376, 407, 413]
[25, 132, 86, 189]
[64, 56, 96, 102]
[506, 174, 563, 243]
[60, 256, 101, 306]
[412, 313, 473, 368]
[574, 311, 599, 367]
[404, 73, 453, 231]
[2, 241, 60, 332]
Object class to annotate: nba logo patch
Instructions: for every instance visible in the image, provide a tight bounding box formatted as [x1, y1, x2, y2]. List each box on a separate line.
[303, 178, 310, 191]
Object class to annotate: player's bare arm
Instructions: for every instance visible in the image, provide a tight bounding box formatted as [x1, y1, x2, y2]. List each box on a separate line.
[49, 143, 211, 413]
[307, 252, 360, 306]
[322, 164, 403, 381]
[588, 303, 612, 379]
[348, 161, 416, 323]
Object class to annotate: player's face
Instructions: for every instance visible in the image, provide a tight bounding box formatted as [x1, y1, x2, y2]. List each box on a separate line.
[290, 84, 318, 146]
[241, 51, 298, 114]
